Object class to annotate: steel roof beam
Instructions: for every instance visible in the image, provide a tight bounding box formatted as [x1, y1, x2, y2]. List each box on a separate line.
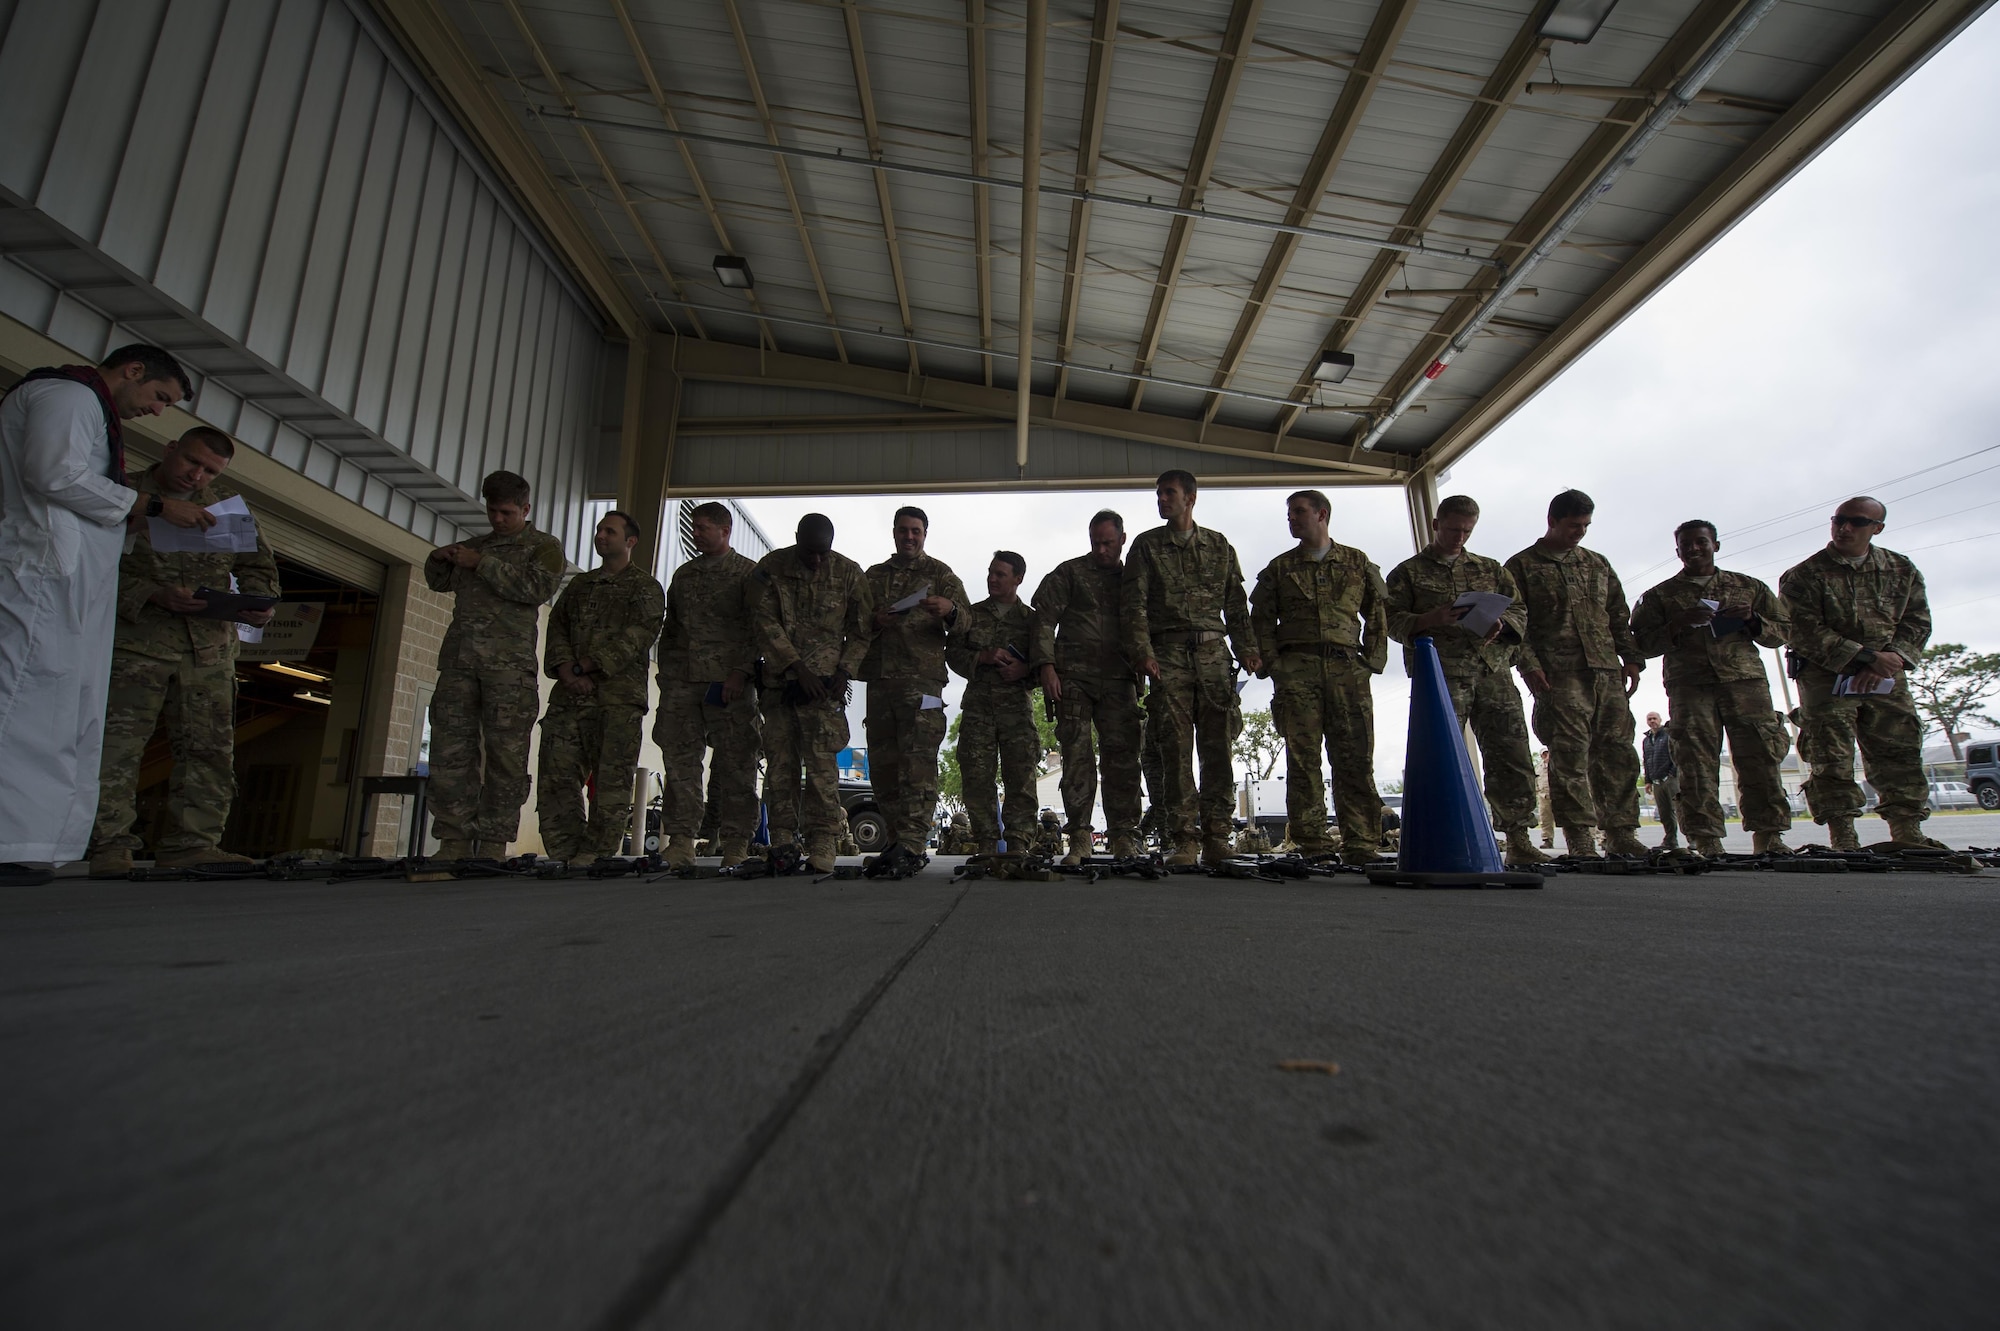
[1195, 0, 1419, 426]
[1015, 0, 1047, 474]
[840, 0, 922, 376]
[1127, 0, 1263, 412]
[1268, 13, 1552, 439]
[967, 0, 995, 384]
[1053, 0, 1120, 406]
[719, 0, 848, 362]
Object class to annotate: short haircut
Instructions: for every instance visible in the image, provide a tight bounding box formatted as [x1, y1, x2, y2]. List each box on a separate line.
[604, 509, 642, 541]
[1286, 488, 1331, 517]
[100, 344, 192, 401]
[1674, 519, 1718, 542]
[798, 512, 835, 538]
[1155, 469, 1197, 496]
[1548, 489, 1595, 522]
[892, 505, 929, 529]
[481, 470, 532, 507]
[1089, 509, 1124, 534]
[176, 426, 236, 460]
[1435, 494, 1480, 520]
[992, 549, 1026, 581]
[1847, 495, 1887, 520]
[688, 500, 732, 529]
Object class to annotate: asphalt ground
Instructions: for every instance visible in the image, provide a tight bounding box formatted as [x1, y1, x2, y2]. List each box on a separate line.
[3, 862, 1997, 1330]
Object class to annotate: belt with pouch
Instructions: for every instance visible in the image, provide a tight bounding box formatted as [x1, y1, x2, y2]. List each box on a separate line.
[1153, 630, 1223, 647]
[1279, 642, 1354, 659]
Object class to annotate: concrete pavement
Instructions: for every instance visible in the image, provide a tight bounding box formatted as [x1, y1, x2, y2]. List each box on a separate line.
[3, 865, 1997, 1329]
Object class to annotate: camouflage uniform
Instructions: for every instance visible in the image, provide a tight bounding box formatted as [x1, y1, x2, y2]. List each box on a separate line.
[536, 562, 664, 860]
[1251, 543, 1390, 857]
[1030, 555, 1142, 847]
[1505, 543, 1643, 832]
[947, 596, 1042, 849]
[1122, 524, 1254, 852]
[1631, 570, 1793, 839]
[859, 554, 970, 854]
[1384, 546, 1536, 834]
[424, 524, 566, 847]
[754, 545, 873, 846]
[654, 549, 762, 847]
[1779, 546, 1931, 825]
[90, 465, 280, 856]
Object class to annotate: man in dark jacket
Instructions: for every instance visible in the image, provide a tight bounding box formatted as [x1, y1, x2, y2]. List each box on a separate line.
[1641, 712, 1680, 851]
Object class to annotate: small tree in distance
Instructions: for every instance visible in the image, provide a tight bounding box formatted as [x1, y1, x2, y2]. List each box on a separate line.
[1906, 643, 2000, 760]
[1234, 709, 1285, 781]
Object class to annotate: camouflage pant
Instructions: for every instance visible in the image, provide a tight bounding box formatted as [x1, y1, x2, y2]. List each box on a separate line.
[1147, 639, 1242, 849]
[1796, 665, 1928, 824]
[1139, 713, 1167, 839]
[763, 689, 850, 844]
[428, 666, 539, 845]
[1667, 678, 1792, 837]
[1271, 650, 1381, 855]
[655, 681, 763, 841]
[1444, 666, 1538, 835]
[91, 651, 237, 855]
[1531, 668, 1640, 830]
[536, 702, 645, 860]
[1054, 673, 1143, 842]
[864, 679, 949, 852]
[959, 684, 1041, 847]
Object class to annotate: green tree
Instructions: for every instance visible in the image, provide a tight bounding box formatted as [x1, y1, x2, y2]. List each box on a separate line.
[1907, 643, 2000, 759]
[1234, 708, 1284, 780]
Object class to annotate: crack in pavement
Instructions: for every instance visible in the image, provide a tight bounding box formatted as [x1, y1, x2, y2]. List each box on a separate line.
[590, 885, 972, 1330]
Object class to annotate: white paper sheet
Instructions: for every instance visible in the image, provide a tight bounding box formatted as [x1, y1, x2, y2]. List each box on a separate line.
[919, 694, 946, 710]
[1832, 673, 1895, 696]
[147, 493, 260, 554]
[1451, 590, 1513, 637]
[888, 584, 931, 614]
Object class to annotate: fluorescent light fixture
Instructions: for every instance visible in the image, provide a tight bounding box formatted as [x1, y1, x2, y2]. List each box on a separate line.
[293, 689, 333, 706]
[1311, 350, 1356, 384]
[262, 662, 331, 683]
[712, 255, 754, 289]
[1539, 0, 1619, 42]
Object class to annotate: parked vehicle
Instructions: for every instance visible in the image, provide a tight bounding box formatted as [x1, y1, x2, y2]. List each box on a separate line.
[1965, 742, 2000, 809]
[839, 779, 890, 854]
[1928, 780, 1979, 811]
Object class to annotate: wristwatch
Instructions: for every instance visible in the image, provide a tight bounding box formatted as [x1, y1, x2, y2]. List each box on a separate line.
[146, 494, 164, 518]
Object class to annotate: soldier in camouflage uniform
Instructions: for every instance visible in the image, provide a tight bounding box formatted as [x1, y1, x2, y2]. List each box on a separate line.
[754, 513, 874, 872]
[1122, 470, 1261, 866]
[859, 506, 969, 865]
[1384, 494, 1544, 866]
[1631, 519, 1794, 858]
[1779, 496, 1940, 850]
[655, 501, 762, 869]
[88, 428, 279, 875]
[1031, 510, 1143, 862]
[947, 551, 1042, 854]
[537, 510, 664, 868]
[1506, 490, 1648, 858]
[424, 470, 567, 858]
[1251, 489, 1389, 865]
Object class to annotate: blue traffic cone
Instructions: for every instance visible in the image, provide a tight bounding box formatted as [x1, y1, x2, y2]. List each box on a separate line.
[1370, 636, 1541, 888]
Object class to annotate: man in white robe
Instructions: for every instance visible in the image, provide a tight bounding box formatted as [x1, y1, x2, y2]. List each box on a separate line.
[0, 345, 211, 885]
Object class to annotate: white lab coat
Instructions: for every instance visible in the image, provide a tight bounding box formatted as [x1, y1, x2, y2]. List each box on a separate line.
[0, 378, 138, 863]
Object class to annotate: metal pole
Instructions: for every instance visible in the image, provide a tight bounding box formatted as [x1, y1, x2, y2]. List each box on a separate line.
[1017, 0, 1046, 476]
[1355, 0, 1781, 450]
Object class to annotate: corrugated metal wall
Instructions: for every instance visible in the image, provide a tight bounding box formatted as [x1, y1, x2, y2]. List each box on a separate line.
[0, 0, 608, 567]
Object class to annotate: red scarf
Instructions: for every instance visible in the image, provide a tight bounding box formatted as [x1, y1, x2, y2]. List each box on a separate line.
[13, 365, 125, 485]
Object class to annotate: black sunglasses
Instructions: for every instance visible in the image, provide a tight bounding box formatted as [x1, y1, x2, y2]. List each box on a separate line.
[1829, 514, 1882, 528]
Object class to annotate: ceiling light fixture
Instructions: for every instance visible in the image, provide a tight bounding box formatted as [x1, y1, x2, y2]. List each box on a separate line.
[1539, 0, 1619, 43]
[1311, 351, 1356, 384]
[263, 662, 331, 683]
[712, 255, 754, 289]
[293, 688, 333, 706]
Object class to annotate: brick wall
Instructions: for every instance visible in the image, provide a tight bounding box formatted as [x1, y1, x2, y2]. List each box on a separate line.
[359, 565, 451, 857]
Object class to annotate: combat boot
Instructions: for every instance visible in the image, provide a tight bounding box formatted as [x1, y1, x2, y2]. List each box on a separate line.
[1339, 845, 1380, 867]
[1601, 828, 1649, 857]
[155, 847, 254, 869]
[88, 848, 134, 879]
[714, 840, 750, 869]
[1201, 837, 1235, 866]
[435, 838, 475, 861]
[1751, 832, 1794, 855]
[569, 852, 599, 871]
[1502, 829, 1548, 866]
[1107, 834, 1140, 860]
[1061, 833, 1090, 867]
[660, 835, 696, 870]
[1165, 844, 1201, 866]
[1825, 816, 1861, 852]
[805, 834, 839, 874]
[1562, 826, 1600, 858]
[1691, 835, 1728, 859]
[1885, 815, 1949, 850]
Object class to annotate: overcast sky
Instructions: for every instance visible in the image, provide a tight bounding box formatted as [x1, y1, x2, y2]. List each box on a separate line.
[740, 8, 2000, 785]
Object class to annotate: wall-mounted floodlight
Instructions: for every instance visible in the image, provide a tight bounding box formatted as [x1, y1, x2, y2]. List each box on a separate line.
[712, 255, 754, 289]
[1539, 0, 1619, 42]
[1312, 350, 1356, 384]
